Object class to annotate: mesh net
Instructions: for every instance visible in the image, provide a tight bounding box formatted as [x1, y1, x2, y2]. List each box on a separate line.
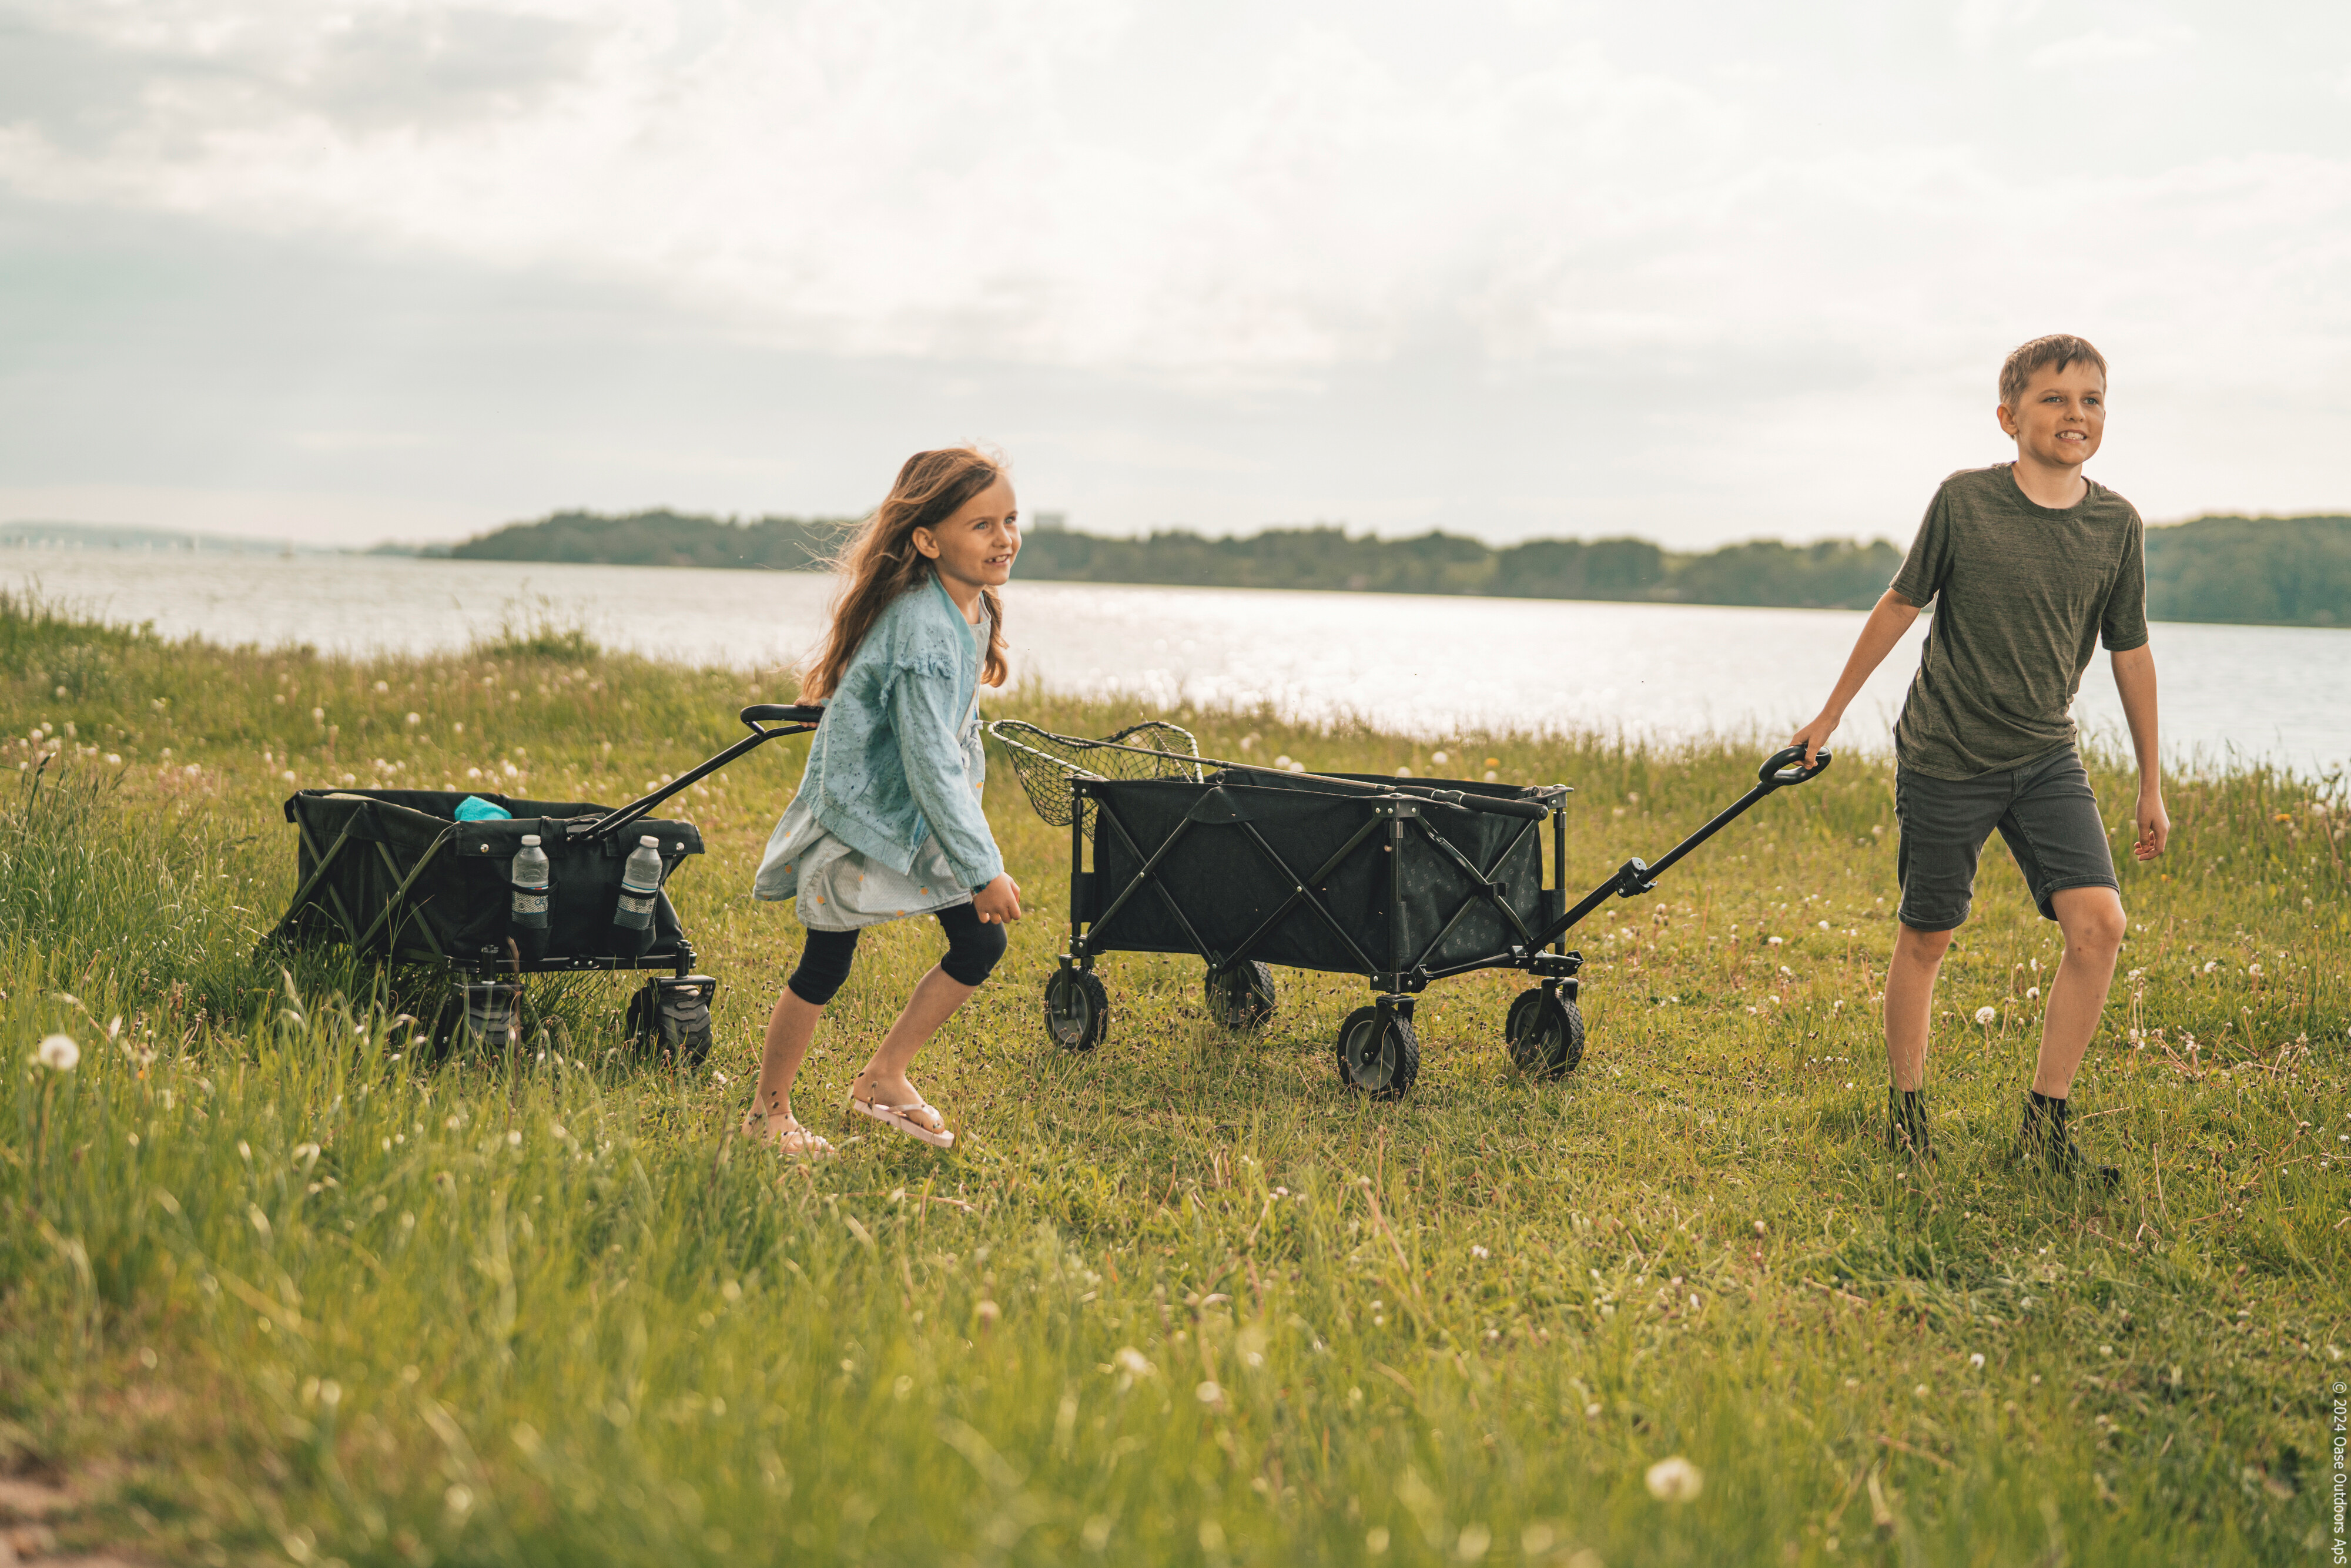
[988, 719, 1204, 829]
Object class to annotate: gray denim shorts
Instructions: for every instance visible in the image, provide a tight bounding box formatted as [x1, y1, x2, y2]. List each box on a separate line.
[1894, 745, 2119, 931]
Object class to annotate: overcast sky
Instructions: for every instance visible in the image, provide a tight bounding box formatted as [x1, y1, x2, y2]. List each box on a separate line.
[2, 0, 2346, 548]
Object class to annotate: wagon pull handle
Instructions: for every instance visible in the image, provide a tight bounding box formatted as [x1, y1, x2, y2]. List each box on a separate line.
[581, 705, 825, 842]
[1532, 746, 1832, 946]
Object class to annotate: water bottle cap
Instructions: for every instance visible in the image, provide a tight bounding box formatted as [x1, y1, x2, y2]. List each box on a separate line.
[520, 834, 541, 846]
[639, 835, 659, 847]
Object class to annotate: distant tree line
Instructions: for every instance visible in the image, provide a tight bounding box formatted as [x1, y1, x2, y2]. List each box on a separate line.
[2138, 514, 2348, 627]
[445, 510, 851, 572]
[443, 508, 2351, 626]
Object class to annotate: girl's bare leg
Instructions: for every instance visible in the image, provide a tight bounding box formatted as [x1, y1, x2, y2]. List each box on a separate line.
[753, 987, 824, 1133]
[851, 964, 979, 1107]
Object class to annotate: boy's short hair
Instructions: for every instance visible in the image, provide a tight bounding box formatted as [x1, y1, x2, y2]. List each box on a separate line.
[1999, 334, 2107, 409]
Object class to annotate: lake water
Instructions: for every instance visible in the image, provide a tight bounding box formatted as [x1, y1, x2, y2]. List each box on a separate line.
[9, 545, 2347, 775]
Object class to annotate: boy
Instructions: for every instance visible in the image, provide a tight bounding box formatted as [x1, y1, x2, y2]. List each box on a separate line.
[1789, 334, 2166, 1182]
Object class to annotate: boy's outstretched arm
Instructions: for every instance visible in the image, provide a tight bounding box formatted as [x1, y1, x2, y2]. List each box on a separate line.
[2111, 644, 2168, 860]
[1790, 589, 1920, 766]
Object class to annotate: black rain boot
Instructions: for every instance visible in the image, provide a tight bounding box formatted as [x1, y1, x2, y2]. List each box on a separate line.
[2018, 1090, 2121, 1188]
[1887, 1088, 1935, 1162]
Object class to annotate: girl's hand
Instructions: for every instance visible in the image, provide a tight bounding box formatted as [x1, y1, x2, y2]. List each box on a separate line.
[973, 874, 1024, 924]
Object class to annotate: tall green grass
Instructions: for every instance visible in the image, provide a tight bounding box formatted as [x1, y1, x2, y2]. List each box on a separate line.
[2, 594, 2345, 1566]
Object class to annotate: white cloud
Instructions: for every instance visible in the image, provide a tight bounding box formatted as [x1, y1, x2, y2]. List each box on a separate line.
[2, 0, 2349, 542]
[2027, 24, 2197, 71]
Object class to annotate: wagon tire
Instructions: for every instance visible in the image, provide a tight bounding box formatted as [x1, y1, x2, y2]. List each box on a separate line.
[625, 983, 716, 1068]
[1205, 960, 1278, 1031]
[431, 980, 521, 1060]
[624, 981, 659, 1054]
[1044, 969, 1110, 1053]
[421, 987, 466, 1061]
[1506, 987, 1585, 1079]
[1336, 1005, 1419, 1101]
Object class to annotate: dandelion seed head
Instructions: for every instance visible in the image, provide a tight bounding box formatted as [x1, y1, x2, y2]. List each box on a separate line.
[35, 1033, 79, 1071]
[1644, 1455, 1704, 1502]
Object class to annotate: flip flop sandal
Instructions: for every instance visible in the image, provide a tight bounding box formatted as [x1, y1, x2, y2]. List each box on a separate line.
[742, 1107, 837, 1160]
[848, 1093, 955, 1150]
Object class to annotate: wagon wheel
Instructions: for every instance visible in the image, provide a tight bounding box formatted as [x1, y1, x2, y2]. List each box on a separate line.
[625, 983, 716, 1067]
[1044, 969, 1110, 1053]
[420, 986, 468, 1061]
[429, 980, 522, 1060]
[1204, 960, 1278, 1031]
[1505, 987, 1585, 1079]
[1335, 1005, 1419, 1101]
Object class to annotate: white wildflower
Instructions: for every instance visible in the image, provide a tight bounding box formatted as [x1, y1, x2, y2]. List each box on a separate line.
[1975, 1006, 1997, 1026]
[1645, 1456, 1704, 1502]
[36, 1033, 79, 1071]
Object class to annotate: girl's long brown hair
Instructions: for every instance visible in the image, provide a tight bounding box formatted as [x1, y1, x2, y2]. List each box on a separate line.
[802, 446, 1011, 702]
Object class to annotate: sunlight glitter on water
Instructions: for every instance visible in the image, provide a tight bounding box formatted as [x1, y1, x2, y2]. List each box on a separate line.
[9, 549, 2346, 774]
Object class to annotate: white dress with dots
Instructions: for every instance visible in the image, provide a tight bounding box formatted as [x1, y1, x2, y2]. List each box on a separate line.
[756, 612, 989, 932]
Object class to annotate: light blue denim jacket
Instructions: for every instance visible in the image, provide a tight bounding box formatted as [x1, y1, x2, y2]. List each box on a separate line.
[755, 575, 1003, 895]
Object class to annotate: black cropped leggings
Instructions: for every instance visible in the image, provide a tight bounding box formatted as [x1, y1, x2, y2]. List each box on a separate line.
[785, 902, 1007, 1007]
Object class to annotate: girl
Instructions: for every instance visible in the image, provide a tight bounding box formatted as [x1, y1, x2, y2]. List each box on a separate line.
[746, 447, 1024, 1156]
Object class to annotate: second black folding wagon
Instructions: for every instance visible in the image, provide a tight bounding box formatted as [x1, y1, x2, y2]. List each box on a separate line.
[991, 721, 1829, 1098]
[268, 704, 825, 1060]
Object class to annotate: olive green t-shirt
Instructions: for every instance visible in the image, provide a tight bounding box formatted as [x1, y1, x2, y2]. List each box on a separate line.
[1889, 464, 2149, 781]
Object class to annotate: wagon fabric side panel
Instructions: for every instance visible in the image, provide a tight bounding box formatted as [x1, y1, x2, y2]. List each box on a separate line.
[1085, 777, 1545, 979]
[278, 789, 701, 964]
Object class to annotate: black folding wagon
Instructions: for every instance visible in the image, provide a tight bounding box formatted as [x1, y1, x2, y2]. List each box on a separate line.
[990, 721, 1830, 1098]
[267, 705, 823, 1058]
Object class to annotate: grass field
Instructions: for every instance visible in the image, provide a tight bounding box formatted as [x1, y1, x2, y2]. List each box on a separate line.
[2, 591, 2346, 1567]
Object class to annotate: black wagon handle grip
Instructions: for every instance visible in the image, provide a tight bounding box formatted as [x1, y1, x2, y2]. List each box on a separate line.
[742, 703, 825, 729]
[1757, 745, 1831, 789]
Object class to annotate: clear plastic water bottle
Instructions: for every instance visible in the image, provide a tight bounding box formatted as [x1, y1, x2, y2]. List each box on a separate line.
[510, 835, 551, 963]
[613, 835, 663, 955]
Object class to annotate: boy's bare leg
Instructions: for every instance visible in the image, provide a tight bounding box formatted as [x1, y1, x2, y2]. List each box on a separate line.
[1884, 923, 1956, 1091]
[852, 964, 979, 1108]
[2030, 885, 2128, 1097]
[753, 988, 824, 1129]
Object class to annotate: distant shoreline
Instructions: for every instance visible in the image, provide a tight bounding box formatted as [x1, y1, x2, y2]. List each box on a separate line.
[11, 509, 2347, 628]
